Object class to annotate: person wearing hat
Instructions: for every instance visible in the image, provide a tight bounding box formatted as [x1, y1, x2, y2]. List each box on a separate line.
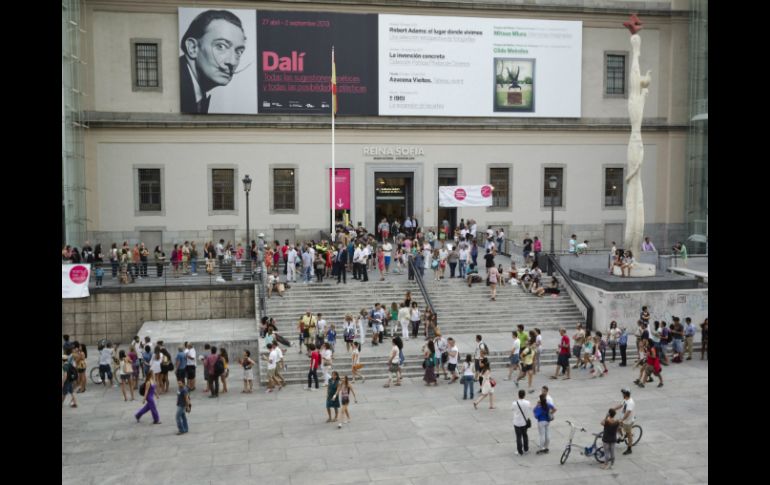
[613, 388, 636, 455]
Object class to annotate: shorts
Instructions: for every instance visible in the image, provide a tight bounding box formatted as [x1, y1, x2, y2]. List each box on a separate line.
[99, 364, 113, 381]
[474, 359, 481, 372]
[672, 339, 684, 353]
[521, 364, 533, 373]
[389, 363, 399, 373]
[385, 256, 391, 265]
[120, 373, 131, 383]
[342, 396, 350, 406]
[510, 354, 520, 366]
[441, 352, 448, 364]
[622, 422, 634, 436]
[267, 369, 277, 380]
[176, 369, 186, 381]
[186, 366, 196, 380]
[77, 368, 85, 374]
[62, 380, 74, 395]
[448, 363, 457, 373]
[572, 345, 582, 358]
[644, 364, 660, 376]
[557, 354, 570, 369]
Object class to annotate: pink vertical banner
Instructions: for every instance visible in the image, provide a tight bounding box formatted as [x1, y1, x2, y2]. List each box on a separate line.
[330, 168, 351, 209]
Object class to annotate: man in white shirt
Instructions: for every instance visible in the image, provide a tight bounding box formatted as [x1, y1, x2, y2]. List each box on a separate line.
[274, 344, 286, 387]
[470, 221, 477, 239]
[447, 338, 460, 383]
[435, 335, 449, 379]
[458, 244, 469, 279]
[316, 314, 327, 350]
[512, 389, 533, 456]
[357, 245, 370, 282]
[382, 241, 393, 273]
[286, 245, 298, 282]
[506, 332, 521, 381]
[98, 343, 115, 387]
[185, 342, 197, 391]
[368, 303, 385, 345]
[613, 388, 636, 455]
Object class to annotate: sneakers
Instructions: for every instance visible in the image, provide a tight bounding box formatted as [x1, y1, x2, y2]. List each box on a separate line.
[657, 382, 664, 388]
[623, 448, 632, 455]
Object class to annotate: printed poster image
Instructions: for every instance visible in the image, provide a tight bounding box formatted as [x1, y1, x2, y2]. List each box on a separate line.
[178, 8, 258, 114]
[494, 58, 534, 112]
[257, 11, 379, 115]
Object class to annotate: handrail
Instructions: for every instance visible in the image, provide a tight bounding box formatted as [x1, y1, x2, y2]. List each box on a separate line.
[407, 256, 436, 317]
[547, 254, 594, 332]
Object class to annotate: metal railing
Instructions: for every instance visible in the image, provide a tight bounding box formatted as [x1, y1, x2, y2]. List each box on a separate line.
[86, 259, 258, 288]
[547, 254, 594, 332]
[407, 256, 436, 317]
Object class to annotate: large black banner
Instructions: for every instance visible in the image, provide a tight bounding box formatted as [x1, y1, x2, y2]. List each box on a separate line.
[257, 11, 378, 115]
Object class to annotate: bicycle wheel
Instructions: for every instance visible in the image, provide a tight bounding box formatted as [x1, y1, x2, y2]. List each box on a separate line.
[629, 425, 643, 446]
[90, 367, 103, 385]
[593, 436, 606, 463]
[559, 446, 571, 465]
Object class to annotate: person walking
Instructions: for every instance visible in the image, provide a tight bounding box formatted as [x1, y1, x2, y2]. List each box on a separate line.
[700, 318, 708, 360]
[461, 354, 474, 400]
[506, 331, 521, 381]
[423, 340, 438, 386]
[473, 358, 495, 409]
[332, 375, 358, 426]
[135, 370, 160, 424]
[534, 393, 556, 454]
[512, 389, 533, 456]
[410, 302, 421, 339]
[62, 351, 78, 408]
[551, 328, 571, 380]
[325, 372, 341, 423]
[516, 342, 536, 392]
[351, 342, 364, 383]
[175, 379, 191, 435]
[488, 263, 499, 301]
[307, 344, 321, 390]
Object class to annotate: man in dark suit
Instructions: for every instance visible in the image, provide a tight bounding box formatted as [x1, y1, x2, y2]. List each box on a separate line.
[179, 10, 246, 113]
[335, 244, 347, 284]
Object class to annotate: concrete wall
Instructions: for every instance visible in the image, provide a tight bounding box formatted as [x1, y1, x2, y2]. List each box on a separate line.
[61, 287, 255, 345]
[574, 281, 708, 335]
[556, 251, 658, 273]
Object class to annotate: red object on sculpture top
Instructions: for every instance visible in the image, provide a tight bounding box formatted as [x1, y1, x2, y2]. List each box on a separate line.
[623, 14, 643, 35]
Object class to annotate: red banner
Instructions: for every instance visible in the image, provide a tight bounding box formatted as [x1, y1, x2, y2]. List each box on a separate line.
[330, 168, 351, 209]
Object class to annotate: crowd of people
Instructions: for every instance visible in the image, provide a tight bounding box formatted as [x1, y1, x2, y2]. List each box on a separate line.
[62, 238, 264, 285]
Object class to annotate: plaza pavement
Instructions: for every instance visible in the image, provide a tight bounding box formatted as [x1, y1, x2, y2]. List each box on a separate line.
[62, 348, 708, 484]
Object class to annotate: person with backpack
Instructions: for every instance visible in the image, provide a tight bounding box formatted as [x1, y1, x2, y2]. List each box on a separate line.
[135, 370, 160, 424]
[62, 350, 78, 408]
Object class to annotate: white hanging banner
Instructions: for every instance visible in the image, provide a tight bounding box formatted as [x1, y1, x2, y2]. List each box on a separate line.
[439, 185, 494, 207]
[62, 264, 91, 299]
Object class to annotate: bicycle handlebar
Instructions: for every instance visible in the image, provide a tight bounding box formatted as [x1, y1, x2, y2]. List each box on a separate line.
[565, 420, 586, 432]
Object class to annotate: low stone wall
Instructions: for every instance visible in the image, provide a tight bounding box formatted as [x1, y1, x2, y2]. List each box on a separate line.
[61, 285, 255, 345]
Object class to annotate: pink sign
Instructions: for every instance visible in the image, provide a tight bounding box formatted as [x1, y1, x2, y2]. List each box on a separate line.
[481, 185, 493, 198]
[329, 168, 351, 210]
[454, 188, 467, 201]
[69, 265, 89, 284]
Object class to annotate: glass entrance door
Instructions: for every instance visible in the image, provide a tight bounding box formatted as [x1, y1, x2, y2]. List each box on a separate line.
[374, 172, 413, 237]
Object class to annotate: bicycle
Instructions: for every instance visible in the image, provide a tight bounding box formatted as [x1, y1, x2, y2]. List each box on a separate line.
[560, 420, 606, 465]
[592, 422, 643, 463]
[90, 341, 121, 385]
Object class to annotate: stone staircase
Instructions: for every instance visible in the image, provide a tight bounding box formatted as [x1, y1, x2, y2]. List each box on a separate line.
[262, 271, 426, 340]
[424, 274, 585, 335]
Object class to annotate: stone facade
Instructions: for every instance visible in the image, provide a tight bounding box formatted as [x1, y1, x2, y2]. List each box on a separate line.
[61, 286, 255, 345]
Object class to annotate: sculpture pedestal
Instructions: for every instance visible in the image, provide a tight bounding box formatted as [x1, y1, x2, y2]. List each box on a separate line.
[612, 262, 656, 277]
[507, 92, 523, 104]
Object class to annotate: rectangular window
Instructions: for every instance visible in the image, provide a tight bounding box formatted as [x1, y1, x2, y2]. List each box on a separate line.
[138, 169, 161, 211]
[490, 168, 509, 208]
[135, 43, 159, 88]
[605, 167, 624, 207]
[212, 169, 235, 211]
[605, 54, 625, 96]
[273, 169, 296, 210]
[544, 167, 563, 207]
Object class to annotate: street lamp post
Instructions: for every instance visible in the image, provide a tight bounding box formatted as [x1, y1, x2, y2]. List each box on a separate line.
[548, 175, 558, 276]
[242, 174, 252, 276]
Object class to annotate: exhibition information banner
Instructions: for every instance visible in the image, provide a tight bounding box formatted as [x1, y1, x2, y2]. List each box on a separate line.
[330, 168, 351, 209]
[378, 15, 582, 117]
[439, 185, 494, 207]
[62, 264, 91, 299]
[257, 11, 379, 115]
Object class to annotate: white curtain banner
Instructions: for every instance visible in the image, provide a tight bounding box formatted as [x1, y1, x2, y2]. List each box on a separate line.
[62, 264, 91, 299]
[439, 185, 494, 207]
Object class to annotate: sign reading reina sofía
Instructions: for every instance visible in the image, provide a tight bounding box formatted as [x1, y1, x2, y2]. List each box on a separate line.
[378, 15, 582, 117]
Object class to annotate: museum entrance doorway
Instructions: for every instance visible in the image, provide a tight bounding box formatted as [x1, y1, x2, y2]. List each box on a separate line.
[374, 172, 413, 238]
